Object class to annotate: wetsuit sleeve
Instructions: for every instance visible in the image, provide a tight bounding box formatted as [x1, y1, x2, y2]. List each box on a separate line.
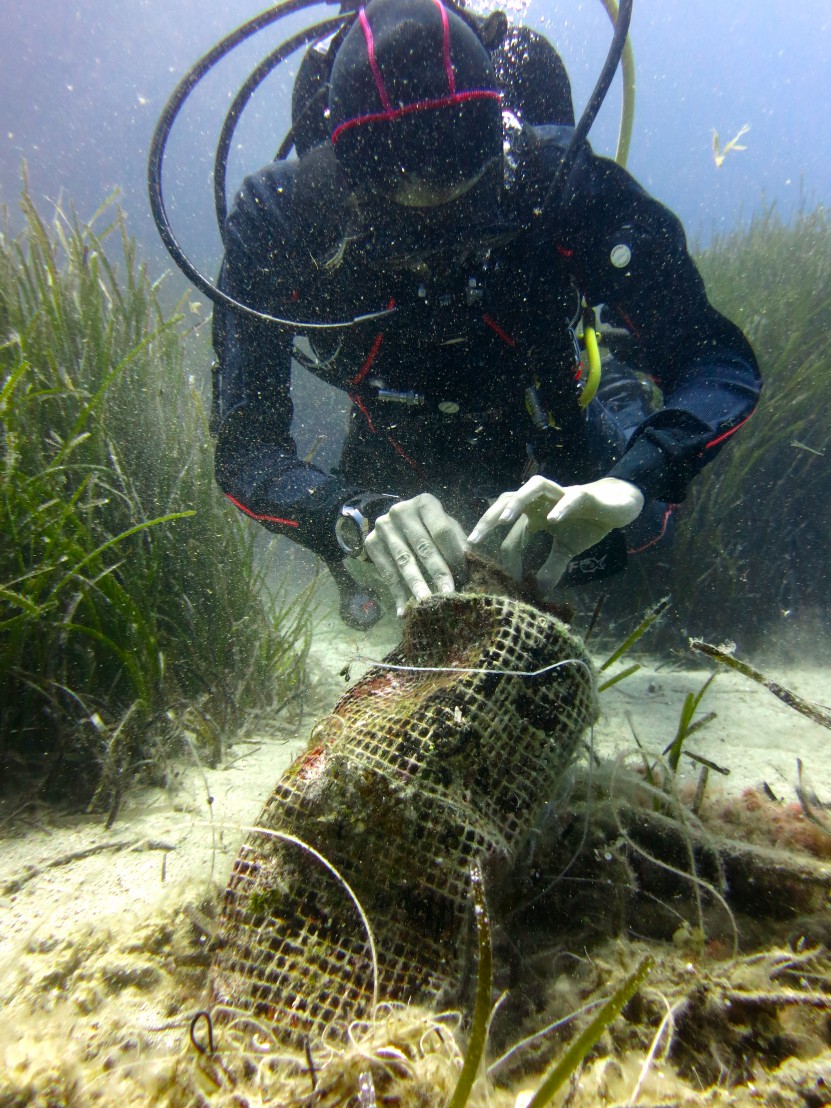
[211, 164, 359, 565]
[564, 154, 762, 503]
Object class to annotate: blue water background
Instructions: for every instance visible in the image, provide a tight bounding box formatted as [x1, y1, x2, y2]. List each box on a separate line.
[2, 0, 829, 281]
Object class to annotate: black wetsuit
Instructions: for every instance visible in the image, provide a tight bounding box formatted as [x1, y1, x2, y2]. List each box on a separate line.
[211, 125, 761, 582]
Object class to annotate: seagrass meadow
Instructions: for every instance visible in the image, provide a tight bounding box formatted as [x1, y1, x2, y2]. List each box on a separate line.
[680, 205, 831, 638]
[0, 184, 313, 814]
[4, 189, 829, 812]
[2, 185, 831, 1108]
[2, 0, 831, 1094]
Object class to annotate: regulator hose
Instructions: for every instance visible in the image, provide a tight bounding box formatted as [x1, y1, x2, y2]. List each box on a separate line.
[598, 0, 636, 167]
[213, 15, 349, 240]
[147, 0, 393, 331]
[540, 0, 634, 225]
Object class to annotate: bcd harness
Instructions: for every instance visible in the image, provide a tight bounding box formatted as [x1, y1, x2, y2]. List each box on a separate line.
[289, 122, 604, 466]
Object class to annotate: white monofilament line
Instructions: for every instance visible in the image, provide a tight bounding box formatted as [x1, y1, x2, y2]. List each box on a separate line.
[353, 655, 596, 685]
[240, 825, 380, 1018]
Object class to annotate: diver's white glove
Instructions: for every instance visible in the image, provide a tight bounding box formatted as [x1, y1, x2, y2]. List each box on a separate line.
[364, 493, 467, 617]
[468, 476, 644, 597]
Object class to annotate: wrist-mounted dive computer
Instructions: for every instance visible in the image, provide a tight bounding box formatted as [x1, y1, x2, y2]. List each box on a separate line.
[335, 494, 399, 558]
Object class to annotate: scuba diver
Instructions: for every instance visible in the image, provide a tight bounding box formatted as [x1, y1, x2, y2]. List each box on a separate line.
[154, 0, 761, 628]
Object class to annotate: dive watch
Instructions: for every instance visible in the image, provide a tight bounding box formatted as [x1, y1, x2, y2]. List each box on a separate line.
[335, 493, 399, 558]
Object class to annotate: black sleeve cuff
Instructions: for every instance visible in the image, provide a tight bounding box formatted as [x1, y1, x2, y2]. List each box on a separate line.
[608, 410, 717, 503]
[607, 435, 673, 502]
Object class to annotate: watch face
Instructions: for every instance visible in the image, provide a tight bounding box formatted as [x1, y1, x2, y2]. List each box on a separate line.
[336, 512, 364, 556]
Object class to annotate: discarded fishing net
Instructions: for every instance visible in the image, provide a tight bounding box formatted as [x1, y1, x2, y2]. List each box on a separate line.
[209, 587, 598, 1048]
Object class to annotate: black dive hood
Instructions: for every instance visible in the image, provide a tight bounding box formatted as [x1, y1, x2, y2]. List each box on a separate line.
[148, 0, 633, 332]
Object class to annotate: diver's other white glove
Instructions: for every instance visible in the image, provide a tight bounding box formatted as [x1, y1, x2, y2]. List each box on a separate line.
[468, 476, 644, 597]
[364, 493, 468, 617]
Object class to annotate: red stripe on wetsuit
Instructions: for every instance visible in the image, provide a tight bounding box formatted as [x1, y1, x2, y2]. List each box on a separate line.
[224, 492, 300, 528]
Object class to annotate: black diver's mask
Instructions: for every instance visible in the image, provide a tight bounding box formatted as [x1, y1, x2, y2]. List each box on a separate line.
[351, 158, 518, 273]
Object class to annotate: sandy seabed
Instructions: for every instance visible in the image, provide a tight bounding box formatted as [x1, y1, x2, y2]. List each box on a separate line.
[1, 597, 830, 1107]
